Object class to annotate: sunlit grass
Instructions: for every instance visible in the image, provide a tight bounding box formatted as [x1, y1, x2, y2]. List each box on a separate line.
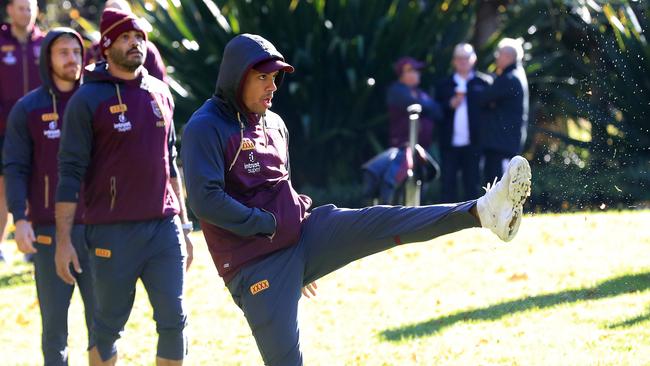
[1, 210, 649, 365]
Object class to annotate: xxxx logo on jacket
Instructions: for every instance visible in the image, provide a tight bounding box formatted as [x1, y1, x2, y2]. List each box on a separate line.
[241, 138, 255, 150]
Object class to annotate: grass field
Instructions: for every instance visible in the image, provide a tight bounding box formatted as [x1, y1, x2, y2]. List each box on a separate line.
[1, 210, 650, 365]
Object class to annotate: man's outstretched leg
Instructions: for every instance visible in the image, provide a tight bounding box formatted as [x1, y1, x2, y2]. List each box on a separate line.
[226, 245, 304, 366]
[301, 155, 531, 283]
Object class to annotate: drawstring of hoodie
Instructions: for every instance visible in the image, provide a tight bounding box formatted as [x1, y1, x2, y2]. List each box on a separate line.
[114, 83, 125, 121]
[228, 112, 246, 171]
[227, 112, 270, 171]
[50, 91, 58, 124]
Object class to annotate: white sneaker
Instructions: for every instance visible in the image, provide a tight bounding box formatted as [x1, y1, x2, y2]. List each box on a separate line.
[477, 156, 532, 242]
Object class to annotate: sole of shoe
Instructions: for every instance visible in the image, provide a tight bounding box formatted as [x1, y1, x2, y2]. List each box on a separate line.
[504, 156, 532, 241]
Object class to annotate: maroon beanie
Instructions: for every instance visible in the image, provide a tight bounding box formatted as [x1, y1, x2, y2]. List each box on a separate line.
[100, 8, 148, 56]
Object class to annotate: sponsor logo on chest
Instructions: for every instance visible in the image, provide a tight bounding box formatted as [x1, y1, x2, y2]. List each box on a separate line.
[114, 114, 132, 132]
[2, 45, 16, 65]
[243, 151, 261, 174]
[109, 104, 132, 132]
[108, 100, 167, 132]
[41, 113, 60, 139]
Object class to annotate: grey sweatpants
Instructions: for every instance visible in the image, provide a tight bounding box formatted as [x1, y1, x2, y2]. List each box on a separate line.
[226, 201, 478, 366]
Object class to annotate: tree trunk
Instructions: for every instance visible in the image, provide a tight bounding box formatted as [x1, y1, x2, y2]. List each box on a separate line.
[473, 0, 508, 47]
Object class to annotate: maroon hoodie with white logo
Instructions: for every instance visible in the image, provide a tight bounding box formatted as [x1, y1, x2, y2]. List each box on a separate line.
[4, 28, 84, 225]
[182, 34, 312, 282]
[0, 23, 44, 136]
[56, 62, 180, 224]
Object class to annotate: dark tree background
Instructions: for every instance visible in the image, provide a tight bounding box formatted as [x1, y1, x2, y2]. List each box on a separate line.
[4, 0, 648, 210]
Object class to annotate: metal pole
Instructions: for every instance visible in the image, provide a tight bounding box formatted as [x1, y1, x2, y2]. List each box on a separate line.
[405, 104, 422, 206]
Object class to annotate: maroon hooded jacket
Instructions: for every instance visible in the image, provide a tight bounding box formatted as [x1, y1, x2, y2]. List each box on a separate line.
[4, 28, 86, 226]
[182, 34, 312, 282]
[0, 23, 44, 137]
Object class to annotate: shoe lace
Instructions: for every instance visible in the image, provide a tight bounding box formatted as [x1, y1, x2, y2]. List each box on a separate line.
[482, 177, 498, 193]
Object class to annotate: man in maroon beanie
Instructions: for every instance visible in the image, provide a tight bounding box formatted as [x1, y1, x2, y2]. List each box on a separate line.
[55, 7, 192, 366]
[0, 0, 44, 262]
[84, 0, 168, 82]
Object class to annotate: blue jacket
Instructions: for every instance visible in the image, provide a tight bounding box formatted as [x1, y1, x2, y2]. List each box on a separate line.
[436, 71, 493, 149]
[479, 63, 529, 155]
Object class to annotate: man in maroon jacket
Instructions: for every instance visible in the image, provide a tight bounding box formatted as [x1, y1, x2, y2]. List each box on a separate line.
[182, 34, 532, 366]
[4, 27, 95, 366]
[0, 0, 43, 261]
[55, 8, 192, 366]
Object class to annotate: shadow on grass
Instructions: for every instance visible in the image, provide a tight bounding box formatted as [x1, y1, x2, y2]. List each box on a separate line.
[608, 306, 650, 329]
[380, 271, 650, 341]
[0, 267, 34, 288]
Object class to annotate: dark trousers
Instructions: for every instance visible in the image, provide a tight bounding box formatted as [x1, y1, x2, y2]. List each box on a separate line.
[440, 146, 481, 203]
[34, 225, 95, 366]
[85, 216, 188, 362]
[483, 149, 515, 186]
[226, 201, 479, 366]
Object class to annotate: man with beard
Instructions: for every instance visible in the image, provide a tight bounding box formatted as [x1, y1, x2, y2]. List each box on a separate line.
[0, 0, 44, 262]
[182, 33, 532, 366]
[4, 27, 96, 366]
[54, 8, 193, 366]
[83, 0, 168, 82]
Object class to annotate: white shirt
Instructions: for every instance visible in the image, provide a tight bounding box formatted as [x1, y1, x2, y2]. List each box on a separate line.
[451, 72, 474, 147]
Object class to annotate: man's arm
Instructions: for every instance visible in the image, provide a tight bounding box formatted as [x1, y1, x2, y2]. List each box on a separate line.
[170, 177, 189, 224]
[4, 101, 36, 253]
[386, 83, 419, 110]
[388, 83, 442, 120]
[168, 125, 194, 269]
[168, 126, 189, 224]
[4, 102, 32, 222]
[55, 93, 93, 285]
[181, 117, 275, 237]
[477, 74, 515, 107]
[54, 202, 80, 284]
[421, 92, 443, 121]
[435, 79, 455, 110]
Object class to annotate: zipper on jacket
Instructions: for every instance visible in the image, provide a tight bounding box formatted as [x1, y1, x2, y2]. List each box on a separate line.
[110, 176, 117, 211]
[44, 175, 49, 208]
